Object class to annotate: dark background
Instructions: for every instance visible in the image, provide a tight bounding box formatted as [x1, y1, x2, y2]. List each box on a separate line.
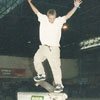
[0, 0, 100, 58]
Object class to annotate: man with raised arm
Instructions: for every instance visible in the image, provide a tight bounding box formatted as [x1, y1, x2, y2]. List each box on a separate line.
[28, 0, 82, 92]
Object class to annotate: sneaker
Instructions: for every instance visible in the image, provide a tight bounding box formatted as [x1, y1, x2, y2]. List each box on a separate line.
[34, 74, 46, 82]
[54, 84, 64, 93]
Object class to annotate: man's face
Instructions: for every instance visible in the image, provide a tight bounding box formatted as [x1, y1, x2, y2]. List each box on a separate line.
[47, 14, 56, 23]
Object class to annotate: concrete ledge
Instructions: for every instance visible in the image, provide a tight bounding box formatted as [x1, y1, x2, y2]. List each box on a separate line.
[68, 98, 100, 100]
[17, 92, 68, 100]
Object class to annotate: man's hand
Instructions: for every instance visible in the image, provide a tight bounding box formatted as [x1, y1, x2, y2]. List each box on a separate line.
[64, 0, 83, 20]
[74, 0, 83, 8]
[27, 0, 39, 15]
[28, 0, 32, 3]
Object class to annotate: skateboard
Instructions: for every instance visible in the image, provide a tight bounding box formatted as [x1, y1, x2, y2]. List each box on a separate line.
[35, 80, 55, 92]
[35, 81, 68, 99]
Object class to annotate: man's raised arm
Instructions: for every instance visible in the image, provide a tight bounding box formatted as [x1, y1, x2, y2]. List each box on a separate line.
[64, 0, 83, 20]
[27, 0, 39, 15]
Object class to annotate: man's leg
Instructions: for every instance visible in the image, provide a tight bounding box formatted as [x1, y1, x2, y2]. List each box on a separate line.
[47, 47, 63, 89]
[33, 45, 46, 81]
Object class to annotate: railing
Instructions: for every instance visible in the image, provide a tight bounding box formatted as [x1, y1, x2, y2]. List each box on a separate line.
[0, 0, 24, 19]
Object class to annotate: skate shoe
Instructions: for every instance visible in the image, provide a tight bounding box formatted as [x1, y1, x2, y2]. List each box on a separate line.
[54, 84, 64, 93]
[34, 74, 46, 82]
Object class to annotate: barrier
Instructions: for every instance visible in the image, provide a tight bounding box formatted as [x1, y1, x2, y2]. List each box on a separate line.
[17, 92, 68, 100]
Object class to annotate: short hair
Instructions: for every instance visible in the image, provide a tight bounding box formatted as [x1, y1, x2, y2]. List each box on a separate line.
[47, 9, 57, 17]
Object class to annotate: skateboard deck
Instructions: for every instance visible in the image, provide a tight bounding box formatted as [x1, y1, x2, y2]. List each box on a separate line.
[35, 81, 55, 92]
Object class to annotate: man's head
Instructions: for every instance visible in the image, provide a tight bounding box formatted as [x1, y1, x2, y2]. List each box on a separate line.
[47, 9, 57, 23]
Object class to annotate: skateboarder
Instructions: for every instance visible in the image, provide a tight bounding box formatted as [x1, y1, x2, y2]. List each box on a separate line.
[28, 0, 82, 92]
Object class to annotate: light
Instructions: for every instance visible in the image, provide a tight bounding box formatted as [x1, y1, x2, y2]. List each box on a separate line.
[27, 41, 31, 44]
[62, 24, 68, 30]
[80, 36, 100, 50]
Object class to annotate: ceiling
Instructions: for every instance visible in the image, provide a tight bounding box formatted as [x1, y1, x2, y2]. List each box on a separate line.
[0, 0, 100, 58]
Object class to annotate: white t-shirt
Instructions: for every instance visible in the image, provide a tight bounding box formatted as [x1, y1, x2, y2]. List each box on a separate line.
[37, 12, 66, 46]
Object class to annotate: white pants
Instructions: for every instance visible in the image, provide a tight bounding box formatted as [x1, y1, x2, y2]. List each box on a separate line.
[33, 45, 63, 86]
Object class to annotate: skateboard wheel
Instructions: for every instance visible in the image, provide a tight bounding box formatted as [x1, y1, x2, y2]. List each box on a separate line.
[35, 83, 39, 86]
